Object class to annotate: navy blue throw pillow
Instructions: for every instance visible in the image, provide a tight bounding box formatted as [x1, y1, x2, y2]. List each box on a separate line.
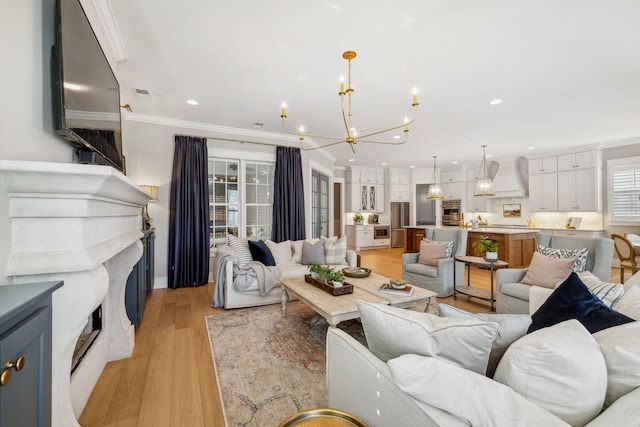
[247, 240, 276, 266]
[528, 272, 634, 334]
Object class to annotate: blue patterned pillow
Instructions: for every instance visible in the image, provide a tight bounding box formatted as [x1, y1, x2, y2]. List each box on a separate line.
[537, 245, 589, 273]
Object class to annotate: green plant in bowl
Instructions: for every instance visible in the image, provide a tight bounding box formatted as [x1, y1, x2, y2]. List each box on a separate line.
[472, 235, 499, 254]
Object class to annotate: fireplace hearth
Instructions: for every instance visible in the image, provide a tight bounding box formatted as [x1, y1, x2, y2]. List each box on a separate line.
[0, 160, 151, 427]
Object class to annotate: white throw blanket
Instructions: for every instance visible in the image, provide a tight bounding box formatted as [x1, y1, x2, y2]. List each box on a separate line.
[233, 261, 282, 296]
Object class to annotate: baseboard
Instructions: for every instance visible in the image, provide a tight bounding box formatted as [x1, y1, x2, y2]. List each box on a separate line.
[154, 276, 168, 289]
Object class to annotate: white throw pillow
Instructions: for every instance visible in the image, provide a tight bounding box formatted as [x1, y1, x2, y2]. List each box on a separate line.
[592, 322, 640, 407]
[578, 271, 625, 307]
[291, 240, 304, 264]
[265, 240, 292, 265]
[388, 354, 570, 427]
[357, 301, 499, 375]
[494, 320, 607, 427]
[438, 304, 531, 378]
[323, 235, 347, 265]
[612, 285, 640, 321]
[227, 235, 252, 268]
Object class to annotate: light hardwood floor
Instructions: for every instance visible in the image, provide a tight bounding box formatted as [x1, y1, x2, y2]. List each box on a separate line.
[79, 248, 622, 426]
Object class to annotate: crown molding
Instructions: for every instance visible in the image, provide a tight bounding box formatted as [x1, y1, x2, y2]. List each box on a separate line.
[124, 113, 337, 162]
[92, 0, 128, 62]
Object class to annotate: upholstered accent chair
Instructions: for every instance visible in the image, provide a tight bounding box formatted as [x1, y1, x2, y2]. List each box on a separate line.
[496, 233, 614, 314]
[402, 228, 468, 297]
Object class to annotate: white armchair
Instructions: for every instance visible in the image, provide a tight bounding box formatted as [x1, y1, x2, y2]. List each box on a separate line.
[402, 228, 468, 297]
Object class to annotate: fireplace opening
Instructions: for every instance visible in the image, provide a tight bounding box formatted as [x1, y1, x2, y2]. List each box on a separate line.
[71, 305, 102, 375]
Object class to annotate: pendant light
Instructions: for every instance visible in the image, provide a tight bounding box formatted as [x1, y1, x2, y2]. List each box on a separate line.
[474, 145, 495, 197]
[427, 155, 444, 200]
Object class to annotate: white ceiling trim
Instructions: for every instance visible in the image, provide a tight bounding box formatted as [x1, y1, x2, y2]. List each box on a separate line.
[92, 0, 128, 62]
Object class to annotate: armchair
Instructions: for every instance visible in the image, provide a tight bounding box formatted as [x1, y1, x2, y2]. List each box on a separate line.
[496, 233, 614, 314]
[402, 228, 468, 297]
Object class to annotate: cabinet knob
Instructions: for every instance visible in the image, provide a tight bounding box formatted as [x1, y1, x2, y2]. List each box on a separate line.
[1, 356, 25, 386]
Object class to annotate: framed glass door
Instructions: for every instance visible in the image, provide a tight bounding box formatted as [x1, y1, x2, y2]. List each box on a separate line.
[311, 170, 329, 238]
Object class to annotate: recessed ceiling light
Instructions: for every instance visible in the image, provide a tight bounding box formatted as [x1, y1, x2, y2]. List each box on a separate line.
[489, 99, 503, 106]
[348, 159, 354, 162]
[410, 165, 416, 168]
[528, 146, 536, 150]
[187, 99, 198, 105]
[382, 162, 388, 166]
[393, 135, 401, 140]
[452, 160, 458, 164]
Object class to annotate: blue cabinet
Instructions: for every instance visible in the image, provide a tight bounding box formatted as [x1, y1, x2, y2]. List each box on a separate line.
[0, 281, 62, 427]
[125, 230, 155, 326]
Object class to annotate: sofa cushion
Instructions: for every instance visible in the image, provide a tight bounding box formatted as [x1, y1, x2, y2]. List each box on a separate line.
[279, 264, 309, 279]
[423, 238, 454, 257]
[528, 272, 634, 334]
[291, 240, 304, 264]
[388, 355, 570, 427]
[537, 245, 589, 273]
[438, 304, 531, 378]
[520, 251, 575, 288]
[494, 319, 607, 427]
[418, 240, 448, 267]
[577, 271, 625, 307]
[499, 281, 532, 300]
[247, 240, 276, 266]
[592, 322, 640, 407]
[323, 235, 347, 265]
[357, 301, 499, 375]
[612, 285, 640, 321]
[404, 262, 438, 278]
[301, 239, 325, 265]
[265, 240, 292, 265]
[227, 235, 253, 268]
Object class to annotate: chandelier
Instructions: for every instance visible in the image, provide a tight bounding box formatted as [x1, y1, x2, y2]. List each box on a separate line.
[474, 145, 495, 197]
[280, 51, 419, 153]
[427, 155, 444, 200]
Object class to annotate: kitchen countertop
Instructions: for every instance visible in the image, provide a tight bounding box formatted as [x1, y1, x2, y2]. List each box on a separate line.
[405, 225, 538, 234]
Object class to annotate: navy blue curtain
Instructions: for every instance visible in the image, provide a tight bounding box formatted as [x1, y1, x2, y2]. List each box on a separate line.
[168, 135, 210, 288]
[271, 146, 306, 242]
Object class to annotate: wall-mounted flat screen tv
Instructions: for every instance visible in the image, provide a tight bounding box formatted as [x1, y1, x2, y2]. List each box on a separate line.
[51, 0, 124, 172]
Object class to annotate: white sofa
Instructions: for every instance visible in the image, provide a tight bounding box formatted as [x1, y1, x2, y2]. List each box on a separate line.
[217, 239, 357, 309]
[326, 284, 640, 427]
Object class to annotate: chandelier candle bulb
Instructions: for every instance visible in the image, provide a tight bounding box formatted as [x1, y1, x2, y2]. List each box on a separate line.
[412, 88, 418, 106]
[281, 102, 287, 118]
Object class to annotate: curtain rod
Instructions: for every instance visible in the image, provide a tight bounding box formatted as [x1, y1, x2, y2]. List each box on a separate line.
[173, 134, 286, 148]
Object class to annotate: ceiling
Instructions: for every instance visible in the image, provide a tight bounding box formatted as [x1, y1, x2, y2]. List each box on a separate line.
[106, 0, 640, 168]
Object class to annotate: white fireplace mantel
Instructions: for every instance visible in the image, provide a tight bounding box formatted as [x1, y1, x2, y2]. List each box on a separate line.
[0, 160, 151, 427]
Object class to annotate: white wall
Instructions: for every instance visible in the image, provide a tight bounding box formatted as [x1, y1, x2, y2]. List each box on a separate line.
[0, 0, 77, 285]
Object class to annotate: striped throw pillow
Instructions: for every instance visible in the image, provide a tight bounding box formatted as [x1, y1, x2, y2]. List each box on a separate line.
[578, 271, 625, 307]
[228, 235, 253, 268]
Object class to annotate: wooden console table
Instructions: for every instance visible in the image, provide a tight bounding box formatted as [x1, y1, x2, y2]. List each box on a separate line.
[453, 255, 508, 311]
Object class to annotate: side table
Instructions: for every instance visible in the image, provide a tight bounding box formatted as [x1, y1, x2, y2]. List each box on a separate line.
[453, 255, 508, 311]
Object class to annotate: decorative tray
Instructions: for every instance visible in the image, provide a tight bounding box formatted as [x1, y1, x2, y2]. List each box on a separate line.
[304, 275, 353, 296]
[342, 267, 372, 278]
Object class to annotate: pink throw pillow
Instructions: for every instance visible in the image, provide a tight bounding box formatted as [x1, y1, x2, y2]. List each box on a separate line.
[520, 251, 576, 288]
[418, 240, 448, 267]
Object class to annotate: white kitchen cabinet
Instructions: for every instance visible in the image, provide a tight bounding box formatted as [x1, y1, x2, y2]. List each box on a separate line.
[347, 183, 382, 212]
[346, 225, 374, 250]
[529, 172, 557, 211]
[557, 151, 598, 171]
[441, 169, 464, 200]
[389, 183, 411, 202]
[389, 172, 410, 185]
[528, 156, 558, 174]
[465, 168, 489, 213]
[557, 167, 600, 211]
[348, 167, 384, 184]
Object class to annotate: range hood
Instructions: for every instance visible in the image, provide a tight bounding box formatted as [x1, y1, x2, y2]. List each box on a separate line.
[489, 157, 529, 198]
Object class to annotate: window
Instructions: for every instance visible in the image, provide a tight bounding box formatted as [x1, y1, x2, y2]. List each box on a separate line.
[208, 158, 275, 246]
[245, 162, 274, 241]
[608, 157, 640, 224]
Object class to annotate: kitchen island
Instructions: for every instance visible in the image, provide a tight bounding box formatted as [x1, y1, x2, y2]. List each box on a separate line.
[404, 226, 538, 268]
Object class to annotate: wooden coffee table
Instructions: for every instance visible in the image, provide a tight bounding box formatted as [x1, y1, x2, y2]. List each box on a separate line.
[280, 272, 437, 327]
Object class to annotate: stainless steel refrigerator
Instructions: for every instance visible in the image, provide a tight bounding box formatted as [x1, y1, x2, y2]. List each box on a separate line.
[391, 202, 410, 247]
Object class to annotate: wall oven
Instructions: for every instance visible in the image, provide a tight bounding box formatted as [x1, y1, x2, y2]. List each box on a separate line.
[374, 225, 390, 239]
[441, 199, 461, 226]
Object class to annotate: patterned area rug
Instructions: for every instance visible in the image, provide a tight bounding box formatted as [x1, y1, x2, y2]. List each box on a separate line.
[206, 301, 366, 426]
